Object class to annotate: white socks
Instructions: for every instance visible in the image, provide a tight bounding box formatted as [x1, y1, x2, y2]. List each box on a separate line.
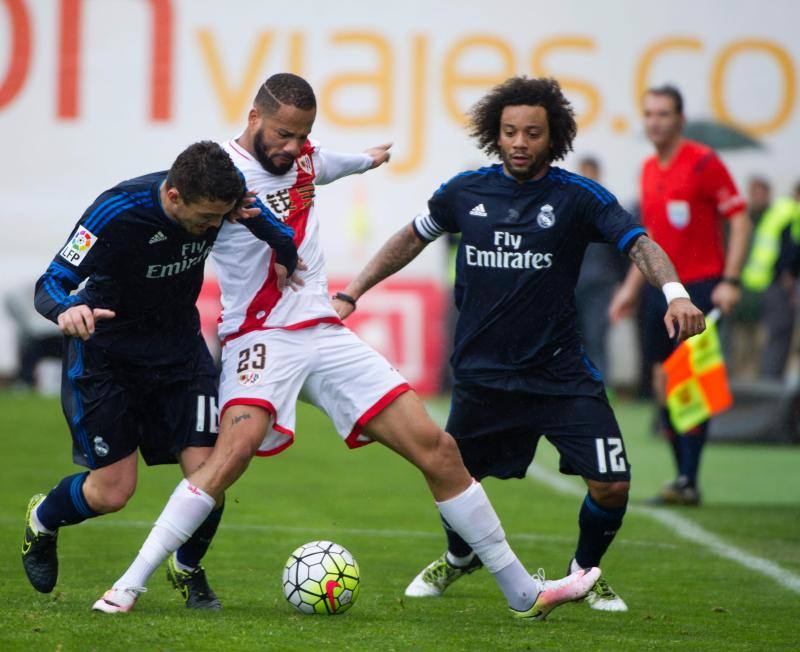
[113, 479, 215, 589]
[436, 481, 538, 611]
[436, 481, 514, 572]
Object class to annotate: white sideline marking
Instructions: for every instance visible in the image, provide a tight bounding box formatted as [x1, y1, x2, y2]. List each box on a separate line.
[527, 462, 800, 595]
[3, 516, 674, 550]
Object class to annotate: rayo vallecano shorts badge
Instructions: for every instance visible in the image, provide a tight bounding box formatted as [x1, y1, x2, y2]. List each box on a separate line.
[238, 370, 263, 387]
[537, 204, 556, 228]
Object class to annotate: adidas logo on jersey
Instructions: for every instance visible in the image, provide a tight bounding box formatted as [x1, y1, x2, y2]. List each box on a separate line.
[469, 203, 488, 217]
[148, 231, 167, 244]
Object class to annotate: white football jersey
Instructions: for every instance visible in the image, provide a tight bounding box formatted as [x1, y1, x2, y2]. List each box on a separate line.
[216, 138, 372, 343]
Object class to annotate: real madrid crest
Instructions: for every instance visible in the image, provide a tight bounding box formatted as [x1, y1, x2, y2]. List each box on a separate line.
[93, 436, 110, 457]
[537, 204, 556, 228]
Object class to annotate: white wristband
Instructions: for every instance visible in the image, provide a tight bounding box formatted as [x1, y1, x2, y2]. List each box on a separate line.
[663, 282, 690, 304]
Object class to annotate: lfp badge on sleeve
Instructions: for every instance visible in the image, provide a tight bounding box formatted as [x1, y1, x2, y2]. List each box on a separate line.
[60, 225, 98, 266]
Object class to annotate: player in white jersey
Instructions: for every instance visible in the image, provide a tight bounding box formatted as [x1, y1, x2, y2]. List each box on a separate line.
[215, 136, 406, 451]
[94, 73, 599, 619]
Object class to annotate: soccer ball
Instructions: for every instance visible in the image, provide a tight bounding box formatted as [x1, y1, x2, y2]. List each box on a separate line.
[282, 540, 360, 615]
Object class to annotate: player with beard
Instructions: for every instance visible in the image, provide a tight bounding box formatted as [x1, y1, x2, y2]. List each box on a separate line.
[332, 76, 706, 612]
[94, 73, 602, 621]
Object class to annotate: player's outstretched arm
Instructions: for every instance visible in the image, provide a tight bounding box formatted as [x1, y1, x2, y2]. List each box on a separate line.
[365, 142, 392, 168]
[315, 144, 392, 185]
[627, 235, 705, 340]
[333, 223, 427, 319]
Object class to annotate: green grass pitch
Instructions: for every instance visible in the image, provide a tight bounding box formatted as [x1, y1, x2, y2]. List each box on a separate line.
[0, 392, 798, 650]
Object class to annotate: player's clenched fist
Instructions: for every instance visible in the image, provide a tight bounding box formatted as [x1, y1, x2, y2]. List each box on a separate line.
[57, 305, 116, 340]
[663, 298, 705, 341]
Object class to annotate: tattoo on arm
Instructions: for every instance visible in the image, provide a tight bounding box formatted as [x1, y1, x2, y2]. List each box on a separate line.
[232, 413, 252, 426]
[348, 224, 428, 298]
[628, 236, 679, 288]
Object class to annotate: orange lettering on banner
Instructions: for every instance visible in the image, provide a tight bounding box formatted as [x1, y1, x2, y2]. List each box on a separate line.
[0, 0, 31, 110]
[391, 35, 427, 174]
[635, 37, 702, 106]
[443, 35, 515, 124]
[321, 32, 392, 127]
[531, 36, 600, 130]
[711, 39, 795, 136]
[197, 30, 274, 124]
[57, 0, 81, 119]
[149, 0, 173, 121]
[288, 32, 305, 76]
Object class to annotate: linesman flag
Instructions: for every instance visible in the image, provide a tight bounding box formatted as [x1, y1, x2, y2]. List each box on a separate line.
[662, 309, 733, 434]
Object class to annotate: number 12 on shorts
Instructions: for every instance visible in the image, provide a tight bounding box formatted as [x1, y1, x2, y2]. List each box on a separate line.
[595, 437, 627, 474]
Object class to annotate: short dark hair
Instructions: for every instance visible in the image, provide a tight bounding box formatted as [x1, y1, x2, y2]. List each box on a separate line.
[255, 73, 316, 115]
[166, 141, 244, 205]
[468, 76, 577, 162]
[645, 84, 684, 115]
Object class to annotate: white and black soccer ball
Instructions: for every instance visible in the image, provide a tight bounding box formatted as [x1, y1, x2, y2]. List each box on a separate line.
[282, 540, 360, 615]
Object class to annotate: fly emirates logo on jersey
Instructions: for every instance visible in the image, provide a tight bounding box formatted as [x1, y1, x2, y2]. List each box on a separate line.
[464, 231, 553, 270]
[145, 241, 211, 279]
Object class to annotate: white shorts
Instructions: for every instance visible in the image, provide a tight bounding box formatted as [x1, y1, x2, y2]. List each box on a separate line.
[219, 323, 410, 456]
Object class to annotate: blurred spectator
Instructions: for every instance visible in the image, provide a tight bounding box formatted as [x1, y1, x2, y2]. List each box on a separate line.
[741, 180, 800, 379]
[574, 157, 627, 381]
[4, 283, 62, 389]
[747, 177, 772, 227]
[725, 177, 771, 376]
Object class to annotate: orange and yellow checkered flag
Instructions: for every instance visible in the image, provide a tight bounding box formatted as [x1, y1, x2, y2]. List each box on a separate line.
[662, 309, 733, 434]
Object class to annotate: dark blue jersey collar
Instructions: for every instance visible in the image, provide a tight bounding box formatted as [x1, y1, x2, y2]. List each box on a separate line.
[494, 164, 554, 188]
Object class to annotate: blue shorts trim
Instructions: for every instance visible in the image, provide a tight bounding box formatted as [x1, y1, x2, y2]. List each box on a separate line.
[65, 339, 96, 467]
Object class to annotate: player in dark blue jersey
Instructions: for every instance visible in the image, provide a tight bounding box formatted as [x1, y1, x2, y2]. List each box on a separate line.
[334, 77, 706, 612]
[22, 141, 299, 609]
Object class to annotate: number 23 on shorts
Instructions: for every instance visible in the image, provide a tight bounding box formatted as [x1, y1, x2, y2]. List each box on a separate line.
[237, 343, 267, 373]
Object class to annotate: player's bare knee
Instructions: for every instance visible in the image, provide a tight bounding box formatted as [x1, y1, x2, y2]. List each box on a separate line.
[99, 491, 132, 513]
[589, 480, 630, 508]
[437, 431, 462, 466]
[420, 430, 462, 475]
[89, 478, 136, 513]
